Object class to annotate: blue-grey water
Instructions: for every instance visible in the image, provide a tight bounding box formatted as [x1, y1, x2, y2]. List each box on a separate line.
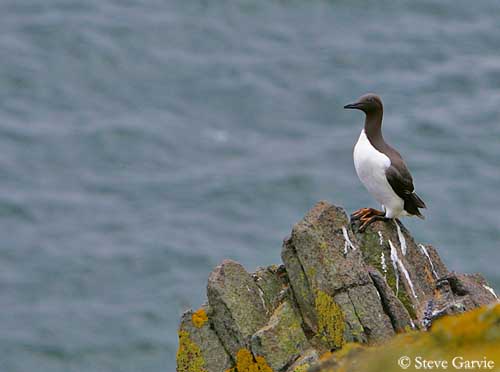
[1, 1, 499, 371]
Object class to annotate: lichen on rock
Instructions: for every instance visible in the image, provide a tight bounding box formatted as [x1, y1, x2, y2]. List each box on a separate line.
[314, 290, 344, 349]
[207, 259, 269, 356]
[252, 265, 288, 315]
[176, 201, 499, 372]
[177, 304, 232, 372]
[282, 201, 394, 346]
[192, 308, 209, 328]
[176, 330, 207, 372]
[251, 301, 309, 371]
[287, 349, 319, 372]
[313, 303, 500, 372]
[226, 348, 273, 372]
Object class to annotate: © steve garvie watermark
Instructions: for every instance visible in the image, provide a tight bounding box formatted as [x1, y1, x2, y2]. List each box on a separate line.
[397, 356, 496, 370]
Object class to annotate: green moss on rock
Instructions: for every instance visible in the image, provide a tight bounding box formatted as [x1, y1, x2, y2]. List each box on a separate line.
[357, 228, 416, 319]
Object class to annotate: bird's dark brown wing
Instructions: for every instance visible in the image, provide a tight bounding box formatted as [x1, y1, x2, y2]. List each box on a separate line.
[385, 162, 426, 216]
[385, 162, 414, 199]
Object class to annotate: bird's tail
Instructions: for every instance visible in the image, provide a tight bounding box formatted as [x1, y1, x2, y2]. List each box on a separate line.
[411, 192, 426, 209]
[415, 211, 426, 220]
[404, 192, 427, 219]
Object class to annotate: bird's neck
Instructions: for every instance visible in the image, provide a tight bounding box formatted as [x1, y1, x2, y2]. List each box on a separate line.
[364, 110, 384, 148]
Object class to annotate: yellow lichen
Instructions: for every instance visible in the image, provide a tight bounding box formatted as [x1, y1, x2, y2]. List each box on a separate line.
[192, 308, 209, 328]
[328, 342, 364, 359]
[230, 348, 273, 372]
[307, 266, 317, 279]
[292, 364, 310, 372]
[317, 304, 500, 372]
[319, 351, 333, 361]
[315, 290, 345, 349]
[431, 302, 500, 344]
[176, 330, 207, 372]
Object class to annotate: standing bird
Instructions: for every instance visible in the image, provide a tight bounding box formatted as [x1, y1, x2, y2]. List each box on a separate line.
[344, 93, 426, 231]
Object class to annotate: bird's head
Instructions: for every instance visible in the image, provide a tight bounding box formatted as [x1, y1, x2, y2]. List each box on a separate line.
[344, 93, 383, 114]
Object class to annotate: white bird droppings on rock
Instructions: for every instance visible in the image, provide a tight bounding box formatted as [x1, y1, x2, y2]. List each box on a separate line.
[418, 244, 439, 279]
[377, 231, 384, 245]
[395, 222, 407, 255]
[389, 240, 400, 296]
[257, 287, 268, 312]
[389, 240, 417, 299]
[483, 285, 498, 299]
[342, 226, 356, 255]
[381, 251, 387, 277]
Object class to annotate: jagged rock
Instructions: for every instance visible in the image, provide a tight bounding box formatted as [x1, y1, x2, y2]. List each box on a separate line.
[354, 219, 498, 329]
[253, 265, 289, 316]
[177, 304, 233, 372]
[282, 201, 394, 347]
[207, 259, 269, 357]
[418, 243, 448, 279]
[281, 238, 317, 336]
[444, 272, 498, 306]
[312, 303, 500, 372]
[354, 219, 449, 320]
[177, 201, 498, 372]
[286, 348, 319, 372]
[422, 272, 498, 328]
[251, 301, 309, 371]
[368, 267, 414, 332]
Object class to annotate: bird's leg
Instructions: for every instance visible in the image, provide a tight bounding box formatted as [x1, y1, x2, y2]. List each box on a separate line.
[351, 208, 385, 221]
[359, 214, 390, 232]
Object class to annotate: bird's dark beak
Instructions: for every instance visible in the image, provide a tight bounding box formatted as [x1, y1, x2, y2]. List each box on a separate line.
[344, 102, 361, 110]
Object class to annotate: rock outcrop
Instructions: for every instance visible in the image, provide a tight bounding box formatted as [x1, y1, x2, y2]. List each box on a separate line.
[176, 201, 498, 372]
[311, 303, 500, 372]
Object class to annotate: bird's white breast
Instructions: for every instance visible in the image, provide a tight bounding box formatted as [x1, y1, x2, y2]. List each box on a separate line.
[353, 130, 404, 218]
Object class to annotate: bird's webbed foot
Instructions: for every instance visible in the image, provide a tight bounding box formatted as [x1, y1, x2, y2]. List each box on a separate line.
[350, 208, 388, 232]
[351, 207, 385, 220]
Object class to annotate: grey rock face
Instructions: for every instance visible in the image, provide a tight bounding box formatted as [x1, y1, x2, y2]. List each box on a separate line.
[251, 301, 309, 371]
[207, 259, 269, 357]
[177, 201, 498, 372]
[286, 348, 319, 372]
[281, 238, 317, 334]
[282, 201, 394, 347]
[422, 272, 498, 329]
[354, 219, 449, 320]
[177, 304, 233, 372]
[368, 267, 414, 332]
[253, 265, 289, 316]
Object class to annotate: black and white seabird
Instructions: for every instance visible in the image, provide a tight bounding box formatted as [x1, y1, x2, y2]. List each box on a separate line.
[344, 93, 426, 231]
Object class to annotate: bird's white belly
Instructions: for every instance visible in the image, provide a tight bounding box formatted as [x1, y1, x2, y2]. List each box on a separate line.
[353, 130, 404, 218]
